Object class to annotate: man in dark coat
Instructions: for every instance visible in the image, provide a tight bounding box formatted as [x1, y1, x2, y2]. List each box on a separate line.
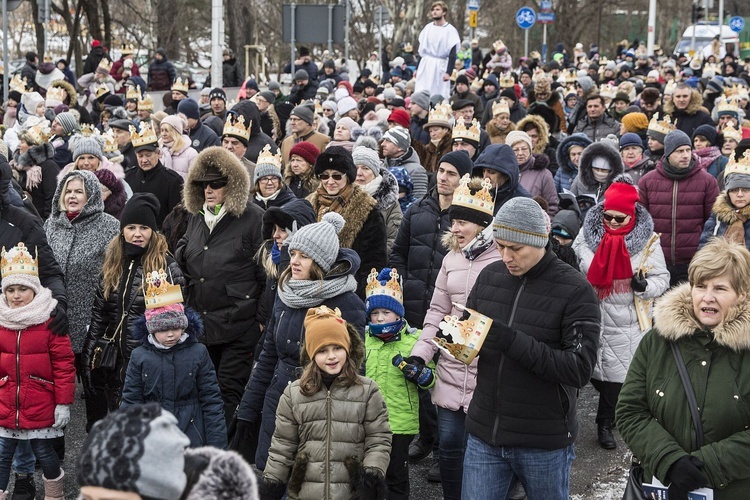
[222, 48, 243, 87]
[82, 41, 111, 76]
[471, 143, 531, 214]
[147, 48, 177, 91]
[19, 52, 40, 92]
[461, 197, 599, 497]
[177, 98, 221, 153]
[286, 70, 319, 105]
[231, 100, 278, 164]
[663, 83, 714, 137]
[283, 46, 318, 82]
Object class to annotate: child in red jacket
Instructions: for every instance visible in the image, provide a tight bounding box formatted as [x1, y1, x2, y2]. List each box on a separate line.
[0, 242, 75, 500]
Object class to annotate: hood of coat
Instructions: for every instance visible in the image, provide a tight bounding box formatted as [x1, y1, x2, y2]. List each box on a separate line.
[711, 192, 750, 225]
[15, 142, 54, 167]
[371, 168, 399, 211]
[556, 133, 592, 175]
[581, 202, 654, 254]
[654, 283, 750, 352]
[183, 447, 257, 500]
[663, 88, 704, 116]
[309, 185, 377, 249]
[49, 80, 77, 107]
[326, 248, 361, 281]
[230, 100, 262, 137]
[578, 141, 624, 188]
[130, 306, 204, 344]
[50, 169, 105, 220]
[516, 114, 550, 154]
[472, 144, 521, 195]
[299, 320, 366, 370]
[184, 147, 250, 216]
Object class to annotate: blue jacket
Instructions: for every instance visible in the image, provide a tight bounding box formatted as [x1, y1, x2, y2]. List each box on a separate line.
[699, 192, 750, 251]
[554, 133, 591, 193]
[121, 309, 227, 449]
[236, 248, 366, 470]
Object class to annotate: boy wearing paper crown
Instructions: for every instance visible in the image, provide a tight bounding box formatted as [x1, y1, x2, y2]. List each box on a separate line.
[121, 268, 227, 448]
[365, 267, 433, 500]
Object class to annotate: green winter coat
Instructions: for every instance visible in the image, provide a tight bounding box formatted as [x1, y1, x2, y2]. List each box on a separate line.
[617, 283, 750, 499]
[365, 323, 432, 435]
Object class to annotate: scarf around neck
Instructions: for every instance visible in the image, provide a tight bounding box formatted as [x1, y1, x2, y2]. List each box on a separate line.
[362, 175, 383, 197]
[462, 224, 495, 261]
[315, 182, 355, 220]
[277, 274, 357, 309]
[662, 157, 695, 180]
[0, 287, 57, 330]
[587, 219, 636, 299]
[694, 146, 722, 171]
[724, 205, 750, 247]
[202, 202, 228, 233]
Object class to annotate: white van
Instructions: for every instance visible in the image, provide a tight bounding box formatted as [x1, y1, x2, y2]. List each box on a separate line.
[673, 24, 739, 59]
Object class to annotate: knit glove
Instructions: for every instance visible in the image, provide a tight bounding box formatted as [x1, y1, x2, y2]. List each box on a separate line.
[258, 477, 286, 500]
[229, 418, 260, 465]
[392, 354, 434, 387]
[49, 303, 69, 336]
[53, 405, 70, 428]
[350, 467, 386, 500]
[631, 270, 648, 293]
[666, 456, 709, 500]
[481, 320, 517, 354]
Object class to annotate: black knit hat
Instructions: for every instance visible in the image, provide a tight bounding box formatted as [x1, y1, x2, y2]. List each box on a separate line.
[314, 146, 357, 183]
[120, 193, 161, 231]
[439, 150, 473, 178]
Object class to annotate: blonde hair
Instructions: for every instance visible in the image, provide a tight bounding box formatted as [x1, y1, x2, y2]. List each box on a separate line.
[689, 238, 750, 295]
[160, 123, 187, 154]
[57, 174, 88, 212]
[100, 231, 170, 300]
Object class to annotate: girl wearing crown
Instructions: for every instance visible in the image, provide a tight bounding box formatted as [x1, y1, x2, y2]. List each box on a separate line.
[12, 119, 59, 219]
[700, 152, 750, 251]
[0, 243, 75, 500]
[259, 306, 391, 500]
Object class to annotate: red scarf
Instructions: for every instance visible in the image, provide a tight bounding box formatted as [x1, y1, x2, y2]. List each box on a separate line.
[587, 219, 635, 299]
[65, 211, 80, 221]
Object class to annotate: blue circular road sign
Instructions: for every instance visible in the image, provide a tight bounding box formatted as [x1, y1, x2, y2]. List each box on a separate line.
[729, 16, 745, 33]
[516, 7, 536, 30]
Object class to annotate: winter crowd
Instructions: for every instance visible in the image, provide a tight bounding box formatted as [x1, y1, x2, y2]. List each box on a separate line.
[0, 1, 750, 499]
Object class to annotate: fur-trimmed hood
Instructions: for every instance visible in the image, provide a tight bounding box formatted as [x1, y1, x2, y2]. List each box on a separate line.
[183, 447, 258, 500]
[556, 133, 592, 175]
[15, 142, 54, 166]
[49, 169, 105, 220]
[130, 306, 204, 344]
[711, 192, 750, 225]
[578, 141, 624, 188]
[48, 80, 77, 107]
[516, 114, 549, 154]
[581, 202, 655, 254]
[654, 283, 750, 352]
[663, 88, 704, 116]
[371, 167, 399, 211]
[308, 184, 377, 248]
[184, 146, 250, 216]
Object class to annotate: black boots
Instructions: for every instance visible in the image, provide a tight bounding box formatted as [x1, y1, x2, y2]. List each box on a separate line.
[597, 419, 617, 450]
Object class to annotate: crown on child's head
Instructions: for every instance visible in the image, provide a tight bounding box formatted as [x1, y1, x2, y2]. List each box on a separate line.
[138, 93, 154, 111]
[648, 113, 675, 136]
[1, 243, 38, 279]
[125, 85, 142, 101]
[95, 84, 111, 100]
[97, 59, 113, 73]
[716, 95, 740, 115]
[223, 114, 251, 142]
[46, 86, 67, 104]
[366, 268, 403, 304]
[144, 269, 184, 310]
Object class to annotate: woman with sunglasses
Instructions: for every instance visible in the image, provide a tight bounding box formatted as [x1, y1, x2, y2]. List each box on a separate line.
[307, 146, 387, 299]
[572, 176, 669, 450]
[176, 146, 265, 426]
[700, 154, 750, 251]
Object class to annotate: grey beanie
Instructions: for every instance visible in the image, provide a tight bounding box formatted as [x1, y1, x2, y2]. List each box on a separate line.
[725, 173, 750, 192]
[253, 161, 283, 186]
[69, 133, 104, 161]
[268, 81, 281, 91]
[294, 69, 309, 81]
[54, 111, 79, 135]
[288, 212, 345, 273]
[493, 197, 550, 248]
[259, 91, 276, 104]
[410, 90, 431, 111]
[77, 403, 190, 499]
[352, 145, 381, 177]
[382, 126, 411, 152]
[663, 129, 692, 159]
[290, 105, 315, 125]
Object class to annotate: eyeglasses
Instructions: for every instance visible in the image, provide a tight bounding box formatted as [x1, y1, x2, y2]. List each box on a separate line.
[603, 212, 630, 224]
[318, 172, 345, 181]
[259, 176, 280, 184]
[197, 180, 228, 190]
[729, 187, 750, 194]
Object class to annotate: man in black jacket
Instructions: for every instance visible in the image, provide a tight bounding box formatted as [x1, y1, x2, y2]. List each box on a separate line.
[459, 197, 600, 499]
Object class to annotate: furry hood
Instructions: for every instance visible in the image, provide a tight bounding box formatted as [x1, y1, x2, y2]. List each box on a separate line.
[581, 202, 654, 254]
[49, 80, 77, 107]
[710, 192, 750, 225]
[183, 447, 258, 500]
[15, 142, 54, 166]
[299, 321, 366, 369]
[578, 141, 624, 189]
[663, 88, 704, 116]
[371, 167, 399, 211]
[184, 147, 250, 216]
[654, 283, 750, 352]
[556, 133, 592, 175]
[516, 114, 550, 154]
[130, 306, 204, 344]
[49, 169, 105, 220]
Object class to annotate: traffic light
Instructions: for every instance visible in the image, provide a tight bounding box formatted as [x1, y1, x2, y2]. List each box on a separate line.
[692, 3, 705, 23]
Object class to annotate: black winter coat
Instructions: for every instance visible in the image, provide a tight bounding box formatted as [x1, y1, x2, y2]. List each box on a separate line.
[82, 47, 111, 76]
[120, 142, 138, 172]
[222, 58, 243, 87]
[465, 250, 600, 450]
[231, 101, 278, 164]
[147, 55, 177, 91]
[251, 185, 296, 211]
[124, 163, 184, 228]
[13, 143, 59, 219]
[187, 121, 221, 153]
[286, 81, 319, 106]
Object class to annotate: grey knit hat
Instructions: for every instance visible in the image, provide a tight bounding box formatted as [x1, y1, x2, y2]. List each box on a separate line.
[382, 126, 411, 152]
[493, 197, 550, 248]
[352, 145, 381, 177]
[69, 133, 104, 161]
[725, 173, 750, 191]
[288, 212, 344, 273]
[77, 403, 190, 499]
[53, 111, 79, 135]
[253, 162, 283, 186]
[663, 129, 692, 159]
[410, 90, 431, 111]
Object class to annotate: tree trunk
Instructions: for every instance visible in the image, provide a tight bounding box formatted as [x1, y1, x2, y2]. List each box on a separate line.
[101, 0, 112, 49]
[80, 0, 103, 42]
[155, 0, 180, 57]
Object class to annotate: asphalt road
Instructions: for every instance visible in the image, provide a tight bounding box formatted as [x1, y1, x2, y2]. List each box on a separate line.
[11, 382, 628, 499]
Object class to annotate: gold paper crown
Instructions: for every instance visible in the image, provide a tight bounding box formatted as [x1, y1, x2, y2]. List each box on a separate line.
[256, 144, 283, 170]
[23, 121, 51, 144]
[0, 243, 38, 279]
[722, 124, 742, 143]
[716, 96, 740, 115]
[45, 86, 67, 104]
[120, 44, 135, 55]
[532, 67, 546, 81]
[365, 268, 403, 304]
[562, 68, 577, 84]
[103, 128, 119, 153]
[725, 84, 741, 97]
[499, 73, 515, 88]
[223, 114, 251, 142]
[433, 303, 493, 364]
[492, 99, 510, 116]
[452, 119, 481, 144]
[144, 269, 184, 309]
[172, 77, 189, 93]
[664, 81, 677, 95]
[9, 75, 29, 94]
[97, 59, 113, 73]
[599, 84, 616, 99]
[125, 85, 141, 101]
[95, 84, 111, 100]
[79, 124, 97, 137]
[648, 113, 675, 136]
[138, 93, 154, 111]
[427, 102, 452, 126]
[452, 174, 494, 217]
[725, 150, 750, 177]
[129, 122, 158, 148]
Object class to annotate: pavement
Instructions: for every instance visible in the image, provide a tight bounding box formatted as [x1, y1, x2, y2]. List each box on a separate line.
[11, 382, 629, 499]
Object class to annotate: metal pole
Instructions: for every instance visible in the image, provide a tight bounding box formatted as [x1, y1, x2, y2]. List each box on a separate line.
[345, 0, 350, 68]
[718, 0, 724, 32]
[524, 28, 529, 58]
[290, 3, 296, 76]
[327, 4, 333, 55]
[690, 1, 696, 54]
[211, 0, 223, 87]
[542, 24, 547, 63]
[2, 0, 7, 105]
[647, 0, 656, 55]
[377, 11, 382, 75]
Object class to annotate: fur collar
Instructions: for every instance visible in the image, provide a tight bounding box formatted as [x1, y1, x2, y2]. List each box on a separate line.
[578, 141, 624, 189]
[654, 283, 750, 351]
[371, 168, 399, 211]
[49, 80, 77, 107]
[711, 192, 750, 225]
[582, 203, 654, 254]
[516, 115, 549, 153]
[183, 147, 250, 216]
[15, 142, 54, 167]
[308, 185, 377, 248]
[663, 88, 704, 116]
[486, 121, 514, 139]
[183, 447, 257, 500]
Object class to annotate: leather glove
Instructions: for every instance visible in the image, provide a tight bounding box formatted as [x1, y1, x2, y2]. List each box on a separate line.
[48, 304, 69, 336]
[258, 477, 287, 500]
[350, 467, 386, 500]
[631, 270, 648, 293]
[666, 456, 709, 500]
[53, 405, 70, 428]
[392, 354, 434, 387]
[482, 321, 517, 354]
[229, 418, 260, 465]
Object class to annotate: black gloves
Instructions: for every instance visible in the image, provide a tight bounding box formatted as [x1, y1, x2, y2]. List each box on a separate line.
[258, 477, 287, 500]
[49, 303, 69, 336]
[392, 355, 434, 387]
[631, 270, 648, 293]
[482, 321, 517, 354]
[666, 456, 709, 500]
[228, 418, 260, 465]
[350, 467, 386, 500]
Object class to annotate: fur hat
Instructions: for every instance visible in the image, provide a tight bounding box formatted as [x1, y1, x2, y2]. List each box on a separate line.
[314, 146, 357, 183]
[493, 197, 550, 248]
[303, 305, 351, 359]
[288, 212, 345, 273]
[289, 141, 320, 166]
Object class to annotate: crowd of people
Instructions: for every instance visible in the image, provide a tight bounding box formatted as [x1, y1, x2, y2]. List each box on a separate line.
[0, 1, 749, 498]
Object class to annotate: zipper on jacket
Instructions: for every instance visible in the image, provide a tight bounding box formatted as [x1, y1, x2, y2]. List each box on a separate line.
[461, 260, 474, 408]
[15, 331, 20, 429]
[29, 375, 54, 385]
[326, 389, 332, 500]
[671, 180, 678, 264]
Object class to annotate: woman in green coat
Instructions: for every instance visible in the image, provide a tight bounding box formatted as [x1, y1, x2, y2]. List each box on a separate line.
[617, 238, 750, 500]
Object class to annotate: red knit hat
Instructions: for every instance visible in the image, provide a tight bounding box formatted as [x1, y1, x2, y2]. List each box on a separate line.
[388, 109, 411, 129]
[603, 181, 639, 217]
[289, 141, 320, 166]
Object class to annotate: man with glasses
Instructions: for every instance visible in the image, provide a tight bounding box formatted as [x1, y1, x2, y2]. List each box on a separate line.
[639, 129, 719, 285]
[280, 105, 330, 165]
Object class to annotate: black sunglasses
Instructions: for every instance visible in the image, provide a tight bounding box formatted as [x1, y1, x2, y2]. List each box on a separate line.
[603, 212, 630, 224]
[318, 172, 345, 181]
[197, 180, 228, 190]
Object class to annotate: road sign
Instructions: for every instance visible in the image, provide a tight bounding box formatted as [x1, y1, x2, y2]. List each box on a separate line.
[516, 7, 535, 29]
[374, 5, 390, 26]
[538, 12, 554, 23]
[469, 10, 478, 27]
[729, 16, 745, 33]
[467, 0, 480, 11]
[540, 0, 552, 10]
